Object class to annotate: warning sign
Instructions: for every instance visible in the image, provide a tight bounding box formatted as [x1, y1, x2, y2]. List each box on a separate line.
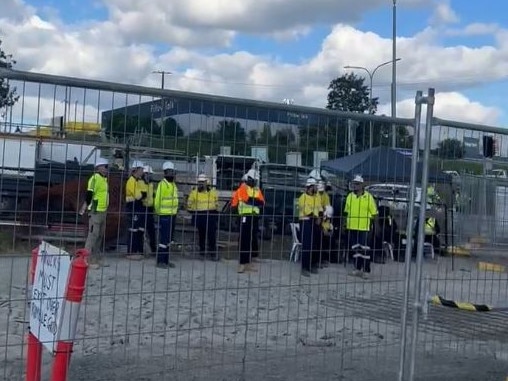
[29, 241, 71, 352]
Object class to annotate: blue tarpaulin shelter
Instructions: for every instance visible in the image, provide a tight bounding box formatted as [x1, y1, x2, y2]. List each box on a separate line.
[321, 146, 450, 184]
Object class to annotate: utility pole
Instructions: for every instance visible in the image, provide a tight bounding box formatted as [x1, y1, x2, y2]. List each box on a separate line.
[152, 70, 172, 90]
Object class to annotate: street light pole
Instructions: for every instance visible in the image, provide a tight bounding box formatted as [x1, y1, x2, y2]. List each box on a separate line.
[344, 58, 401, 149]
[391, 0, 398, 148]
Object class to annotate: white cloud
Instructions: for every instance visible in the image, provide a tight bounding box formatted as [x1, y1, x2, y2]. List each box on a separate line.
[446, 22, 500, 37]
[429, 1, 459, 26]
[1, 0, 506, 131]
[381, 92, 501, 125]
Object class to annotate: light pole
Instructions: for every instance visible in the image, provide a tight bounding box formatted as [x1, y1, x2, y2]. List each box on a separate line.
[391, 0, 398, 148]
[344, 58, 401, 149]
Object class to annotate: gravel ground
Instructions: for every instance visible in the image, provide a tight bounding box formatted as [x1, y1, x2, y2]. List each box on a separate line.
[1, 237, 508, 381]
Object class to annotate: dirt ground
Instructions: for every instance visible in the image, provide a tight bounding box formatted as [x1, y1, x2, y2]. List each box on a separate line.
[1, 234, 508, 381]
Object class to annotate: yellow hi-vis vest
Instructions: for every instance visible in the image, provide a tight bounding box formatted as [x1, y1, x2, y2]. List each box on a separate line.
[139, 181, 154, 207]
[237, 185, 263, 216]
[425, 217, 436, 235]
[298, 193, 322, 219]
[187, 188, 219, 211]
[154, 179, 179, 216]
[87, 173, 109, 212]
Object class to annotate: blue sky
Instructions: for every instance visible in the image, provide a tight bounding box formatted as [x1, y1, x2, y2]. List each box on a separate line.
[2, 0, 508, 129]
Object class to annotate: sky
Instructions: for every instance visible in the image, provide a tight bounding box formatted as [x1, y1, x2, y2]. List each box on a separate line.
[1, 0, 508, 135]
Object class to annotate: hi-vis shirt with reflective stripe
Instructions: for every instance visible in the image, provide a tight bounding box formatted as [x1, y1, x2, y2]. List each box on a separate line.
[425, 217, 436, 235]
[187, 188, 219, 211]
[87, 173, 109, 212]
[298, 193, 322, 219]
[154, 179, 179, 215]
[237, 183, 264, 216]
[125, 176, 143, 203]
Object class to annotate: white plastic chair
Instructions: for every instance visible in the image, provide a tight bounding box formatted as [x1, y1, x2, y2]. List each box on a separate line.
[383, 241, 394, 261]
[289, 223, 302, 262]
[423, 242, 435, 259]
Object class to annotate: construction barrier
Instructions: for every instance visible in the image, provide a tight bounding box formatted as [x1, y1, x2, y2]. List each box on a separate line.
[430, 295, 492, 312]
[26, 246, 43, 381]
[50, 248, 89, 381]
[25, 245, 89, 381]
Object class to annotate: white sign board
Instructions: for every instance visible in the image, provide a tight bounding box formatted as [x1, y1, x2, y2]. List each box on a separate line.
[29, 241, 71, 353]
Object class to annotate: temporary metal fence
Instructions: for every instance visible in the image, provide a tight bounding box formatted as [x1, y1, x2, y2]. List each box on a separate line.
[0, 67, 507, 381]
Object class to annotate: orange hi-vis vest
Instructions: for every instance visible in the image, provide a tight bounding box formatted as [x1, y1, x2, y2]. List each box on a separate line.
[236, 183, 265, 215]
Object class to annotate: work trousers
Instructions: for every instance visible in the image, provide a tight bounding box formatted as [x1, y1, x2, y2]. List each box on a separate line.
[346, 229, 371, 273]
[300, 219, 320, 272]
[238, 215, 259, 265]
[144, 206, 157, 253]
[126, 202, 145, 254]
[157, 215, 175, 265]
[193, 212, 218, 257]
[84, 211, 107, 261]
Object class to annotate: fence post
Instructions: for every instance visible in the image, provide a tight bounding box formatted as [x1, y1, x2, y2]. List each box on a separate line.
[26, 246, 43, 381]
[408, 88, 436, 381]
[49, 249, 89, 381]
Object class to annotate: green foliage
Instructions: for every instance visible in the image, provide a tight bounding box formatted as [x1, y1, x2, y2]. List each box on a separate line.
[437, 138, 465, 159]
[0, 40, 19, 110]
[326, 72, 378, 113]
[216, 119, 246, 142]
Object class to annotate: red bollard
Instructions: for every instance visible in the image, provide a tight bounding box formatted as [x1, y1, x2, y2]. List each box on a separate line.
[26, 246, 42, 381]
[49, 249, 89, 381]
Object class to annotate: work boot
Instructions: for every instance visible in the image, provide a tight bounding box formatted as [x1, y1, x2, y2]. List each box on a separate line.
[252, 257, 261, 263]
[126, 254, 144, 261]
[246, 263, 258, 272]
[301, 270, 311, 278]
[310, 267, 319, 274]
[237, 265, 246, 273]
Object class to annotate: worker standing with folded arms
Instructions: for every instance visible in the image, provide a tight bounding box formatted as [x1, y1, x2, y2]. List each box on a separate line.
[125, 160, 146, 260]
[298, 178, 323, 277]
[187, 174, 219, 260]
[154, 161, 179, 269]
[236, 169, 264, 273]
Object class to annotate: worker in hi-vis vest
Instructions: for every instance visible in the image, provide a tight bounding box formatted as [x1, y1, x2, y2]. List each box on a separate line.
[298, 177, 323, 277]
[125, 160, 146, 260]
[344, 175, 378, 279]
[235, 169, 265, 273]
[187, 174, 219, 260]
[139, 165, 157, 255]
[154, 161, 179, 269]
[82, 157, 109, 270]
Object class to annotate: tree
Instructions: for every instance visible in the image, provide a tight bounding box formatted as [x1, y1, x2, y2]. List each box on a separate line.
[0, 40, 19, 112]
[160, 117, 184, 137]
[437, 138, 465, 159]
[215, 119, 246, 143]
[326, 72, 378, 113]
[188, 129, 214, 142]
[248, 130, 258, 144]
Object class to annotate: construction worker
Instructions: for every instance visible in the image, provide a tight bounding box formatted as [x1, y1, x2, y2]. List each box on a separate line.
[140, 165, 157, 255]
[236, 169, 265, 273]
[319, 205, 334, 268]
[154, 161, 179, 269]
[317, 181, 331, 208]
[187, 174, 219, 260]
[344, 175, 378, 279]
[427, 183, 440, 206]
[125, 160, 146, 260]
[82, 157, 109, 269]
[298, 177, 323, 277]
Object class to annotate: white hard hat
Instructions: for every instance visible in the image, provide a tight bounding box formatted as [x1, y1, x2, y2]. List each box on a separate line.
[308, 169, 322, 181]
[317, 181, 325, 191]
[143, 165, 153, 174]
[306, 178, 317, 187]
[246, 169, 260, 180]
[197, 173, 208, 182]
[162, 161, 175, 171]
[324, 205, 334, 218]
[241, 174, 248, 181]
[352, 174, 364, 183]
[95, 157, 109, 167]
[131, 160, 144, 169]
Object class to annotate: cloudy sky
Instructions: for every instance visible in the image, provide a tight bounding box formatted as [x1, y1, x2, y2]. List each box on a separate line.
[1, 0, 508, 130]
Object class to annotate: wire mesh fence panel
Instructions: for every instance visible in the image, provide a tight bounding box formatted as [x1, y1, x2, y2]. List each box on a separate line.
[1, 68, 507, 381]
[402, 116, 508, 380]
